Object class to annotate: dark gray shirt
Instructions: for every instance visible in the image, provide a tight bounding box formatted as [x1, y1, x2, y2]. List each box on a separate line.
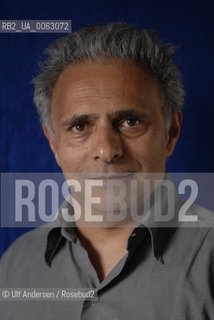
[0, 197, 214, 319]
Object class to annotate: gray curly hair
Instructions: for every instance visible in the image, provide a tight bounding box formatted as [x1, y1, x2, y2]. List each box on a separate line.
[33, 22, 184, 136]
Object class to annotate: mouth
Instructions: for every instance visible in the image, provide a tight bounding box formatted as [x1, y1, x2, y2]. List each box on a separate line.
[87, 172, 135, 180]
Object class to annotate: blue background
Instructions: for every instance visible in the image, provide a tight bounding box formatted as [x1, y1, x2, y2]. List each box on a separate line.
[0, 0, 214, 257]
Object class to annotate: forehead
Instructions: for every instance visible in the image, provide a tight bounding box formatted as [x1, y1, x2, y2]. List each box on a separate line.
[51, 60, 162, 118]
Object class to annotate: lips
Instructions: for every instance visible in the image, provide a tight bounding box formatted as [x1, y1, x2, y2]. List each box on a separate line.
[86, 172, 135, 179]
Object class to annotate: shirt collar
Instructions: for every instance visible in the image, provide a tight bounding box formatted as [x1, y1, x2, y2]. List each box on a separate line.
[139, 174, 179, 263]
[44, 227, 65, 267]
[45, 174, 178, 267]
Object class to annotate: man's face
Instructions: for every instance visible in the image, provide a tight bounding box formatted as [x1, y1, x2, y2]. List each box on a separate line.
[45, 60, 181, 175]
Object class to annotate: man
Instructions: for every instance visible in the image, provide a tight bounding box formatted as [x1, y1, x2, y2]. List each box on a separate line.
[0, 22, 213, 319]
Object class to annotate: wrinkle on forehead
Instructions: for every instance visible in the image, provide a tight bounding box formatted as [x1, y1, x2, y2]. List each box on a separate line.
[53, 60, 159, 97]
[51, 60, 163, 123]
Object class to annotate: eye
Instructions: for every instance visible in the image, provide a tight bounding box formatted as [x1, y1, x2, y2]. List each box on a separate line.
[72, 123, 86, 132]
[120, 118, 141, 127]
[68, 122, 89, 136]
[117, 116, 148, 137]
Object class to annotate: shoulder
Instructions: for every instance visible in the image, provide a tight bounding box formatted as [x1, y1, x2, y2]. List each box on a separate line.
[165, 201, 214, 265]
[1, 225, 50, 259]
[0, 224, 55, 286]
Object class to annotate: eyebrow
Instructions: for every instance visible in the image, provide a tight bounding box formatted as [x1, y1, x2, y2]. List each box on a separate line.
[61, 114, 99, 128]
[110, 109, 150, 121]
[61, 109, 150, 127]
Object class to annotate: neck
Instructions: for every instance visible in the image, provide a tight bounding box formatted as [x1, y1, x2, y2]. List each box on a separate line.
[76, 223, 136, 246]
[73, 222, 138, 282]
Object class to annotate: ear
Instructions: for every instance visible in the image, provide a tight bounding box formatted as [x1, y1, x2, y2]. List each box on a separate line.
[166, 111, 182, 157]
[42, 124, 61, 167]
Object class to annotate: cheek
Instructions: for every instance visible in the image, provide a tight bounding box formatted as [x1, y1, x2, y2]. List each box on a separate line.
[126, 133, 167, 168]
[57, 143, 90, 171]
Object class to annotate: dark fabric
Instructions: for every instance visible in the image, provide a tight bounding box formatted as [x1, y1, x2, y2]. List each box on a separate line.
[44, 227, 66, 267]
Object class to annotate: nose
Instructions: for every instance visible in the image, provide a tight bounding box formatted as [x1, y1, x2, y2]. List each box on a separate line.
[92, 125, 123, 164]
